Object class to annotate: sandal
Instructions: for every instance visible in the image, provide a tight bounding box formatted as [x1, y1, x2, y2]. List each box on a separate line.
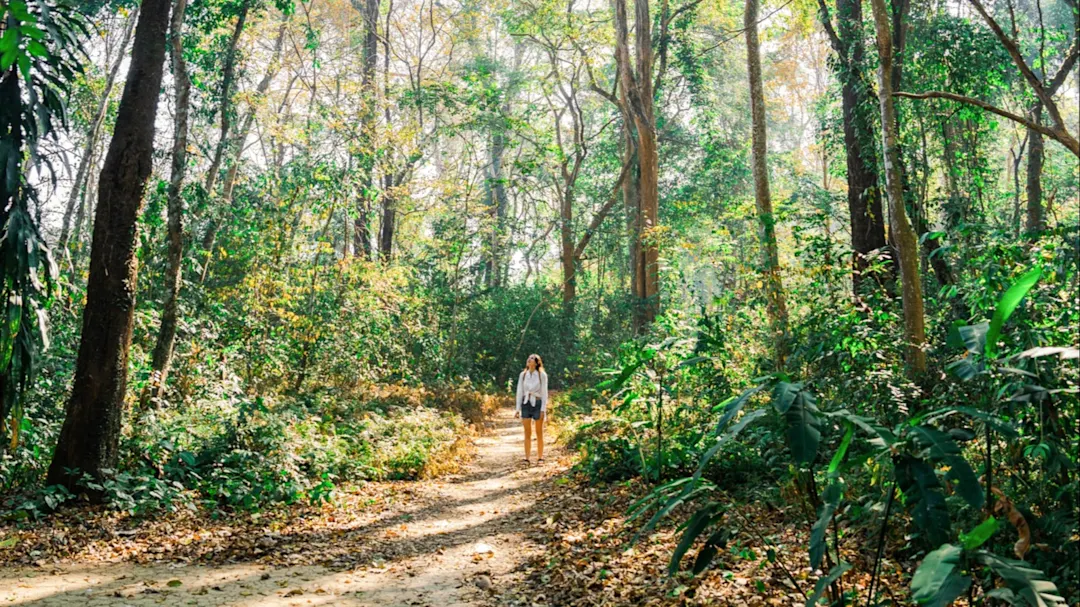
[537, 458, 546, 464]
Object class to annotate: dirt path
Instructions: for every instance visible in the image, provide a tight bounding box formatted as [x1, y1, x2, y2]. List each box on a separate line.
[0, 407, 565, 606]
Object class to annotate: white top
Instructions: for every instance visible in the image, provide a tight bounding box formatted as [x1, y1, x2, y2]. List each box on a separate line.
[515, 369, 549, 413]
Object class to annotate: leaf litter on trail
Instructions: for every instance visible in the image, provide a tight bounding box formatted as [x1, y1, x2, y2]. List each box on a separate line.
[484, 472, 906, 607]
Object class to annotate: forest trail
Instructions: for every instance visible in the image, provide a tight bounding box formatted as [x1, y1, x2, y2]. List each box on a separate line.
[0, 407, 565, 606]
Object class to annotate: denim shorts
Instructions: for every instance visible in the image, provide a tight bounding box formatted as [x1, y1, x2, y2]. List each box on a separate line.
[521, 399, 544, 420]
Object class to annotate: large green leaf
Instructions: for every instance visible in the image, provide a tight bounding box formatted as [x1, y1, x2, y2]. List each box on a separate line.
[809, 482, 842, 569]
[783, 386, 820, 465]
[805, 562, 851, 607]
[827, 423, 854, 476]
[895, 455, 951, 547]
[985, 267, 1041, 358]
[976, 551, 1067, 607]
[669, 503, 720, 575]
[772, 381, 801, 413]
[909, 425, 984, 509]
[691, 528, 731, 575]
[825, 409, 897, 447]
[922, 406, 1019, 439]
[911, 543, 969, 607]
[960, 517, 998, 551]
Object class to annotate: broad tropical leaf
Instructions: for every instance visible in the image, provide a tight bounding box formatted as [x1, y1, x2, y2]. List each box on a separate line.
[895, 455, 951, 547]
[909, 425, 983, 509]
[669, 503, 720, 575]
[976, 551, 1067, 607]
[782, 385, 820, 465]
[985, 267, 1041, 358]
[691, 528, 731, 575]
[805, 562, 851, 606]
[911, 543, 969, 607]
[809, 482, 842, 569]
[960, 517, 998, 551]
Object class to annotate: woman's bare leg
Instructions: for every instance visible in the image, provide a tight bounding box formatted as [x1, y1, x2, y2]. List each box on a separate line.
[522, 418, 533, 460]
[535, 416, 544, 460]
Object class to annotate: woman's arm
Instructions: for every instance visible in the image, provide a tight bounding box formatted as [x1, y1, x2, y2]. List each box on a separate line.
[515, 372, 524, 414]
[541, 371, 549, 411]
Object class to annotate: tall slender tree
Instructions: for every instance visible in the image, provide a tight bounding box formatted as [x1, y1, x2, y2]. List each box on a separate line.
[47, 0, 174, 494]
[817, 0, 890, 294]
[142, 0, 192, 409]
[613, 0, 659, 331]
[870, 0, 926, 375]
[352, 0, 380, 259]
[745, 0, 788, 368]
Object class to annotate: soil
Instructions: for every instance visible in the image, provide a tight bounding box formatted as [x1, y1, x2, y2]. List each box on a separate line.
[0, 407, 563, 606]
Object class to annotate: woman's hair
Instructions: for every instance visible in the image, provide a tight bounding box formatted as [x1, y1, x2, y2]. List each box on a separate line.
[524, 353, 544, 372]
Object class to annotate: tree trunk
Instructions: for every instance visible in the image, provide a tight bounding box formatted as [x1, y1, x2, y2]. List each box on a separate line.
[826, 0, 890, 295]
[58, 10, 139, 253]
[561, 183, 576, 314]
[614, 0, 659, 331]
[1026, 105, 1045, 234]
[745, 0, 789, 368]
[485, 126, 509, 286]
[196, 0, 251, 283]
[203, 1, 250, 197]
[870, 0, 926, 375]
[47, 0, 173, 495]
[379, 172, 394, 260]
[142, 0, 191, 410]
[352, 0, 380, 260]
[621, 119, 641, 324]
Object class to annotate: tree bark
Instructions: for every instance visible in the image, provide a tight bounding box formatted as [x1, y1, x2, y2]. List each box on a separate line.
[1026, 105, 1045, 234]
[745, 0, 789, 368]
[196, 0, 251, 282]
[818, 0, 890, 293]
[352, 0, 380, 260]
[142, 0, 191, 410]
[870, 0, 926, 375]
[614, 0, 659, 331]
[57, 9, 139, 253]
[203, 1, 250, 196]
[379, 173, 394, 260]
[47, 0, 173, 495]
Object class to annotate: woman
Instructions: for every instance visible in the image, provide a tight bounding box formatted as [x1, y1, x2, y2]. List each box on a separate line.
[515, 354, 549, 464]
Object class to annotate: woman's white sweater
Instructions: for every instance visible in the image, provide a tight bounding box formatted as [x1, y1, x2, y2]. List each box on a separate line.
[515, 369, 549, 414]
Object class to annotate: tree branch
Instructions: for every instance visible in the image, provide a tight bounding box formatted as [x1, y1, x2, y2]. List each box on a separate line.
[816, 0, 843, 56]
[572, 156, 633, 260]
[894, 91, 1078, 155]
[965, 0, 1066, 129]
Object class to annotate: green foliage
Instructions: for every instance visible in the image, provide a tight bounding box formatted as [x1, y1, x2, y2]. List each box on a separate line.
[0, 0, 85, 448]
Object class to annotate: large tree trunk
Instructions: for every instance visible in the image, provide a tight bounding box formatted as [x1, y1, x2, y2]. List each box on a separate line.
[621, 116, 640, 321]
[825, 0, 890, 294]
[352, 0, 380, 260]
[560, 183, 576, 313]
[58, 10, 139, 253]
[614, 0, 659, 332]
[484, 127, 509, 286]
[379, 173, 394, 259]
[745, 0, 789, 369]
[142, 0, 191, 409]
[870, 0, 926, 375]
[889, 0, 954, 291]
[1026, 105, 1045, 234]
[47, 0, 173, 495]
